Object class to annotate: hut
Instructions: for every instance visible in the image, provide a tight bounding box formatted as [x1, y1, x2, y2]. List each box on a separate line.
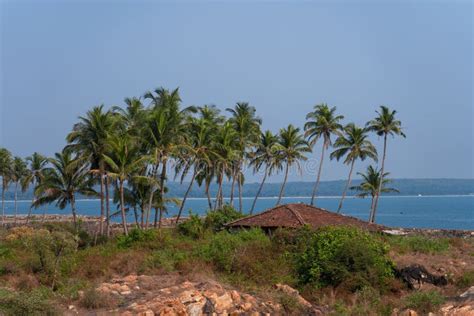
[225, 203, 384, 232]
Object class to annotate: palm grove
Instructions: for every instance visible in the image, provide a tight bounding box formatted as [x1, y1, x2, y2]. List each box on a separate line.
[0, 87, 405, 235]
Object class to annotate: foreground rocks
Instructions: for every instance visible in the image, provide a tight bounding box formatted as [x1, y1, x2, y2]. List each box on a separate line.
[89, 275, 323, 315]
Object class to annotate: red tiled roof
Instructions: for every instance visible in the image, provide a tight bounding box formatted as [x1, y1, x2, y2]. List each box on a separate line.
[226, 203, 384, 231]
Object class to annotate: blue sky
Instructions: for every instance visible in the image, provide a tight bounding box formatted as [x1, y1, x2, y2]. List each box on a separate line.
[1, 0, 472, 182]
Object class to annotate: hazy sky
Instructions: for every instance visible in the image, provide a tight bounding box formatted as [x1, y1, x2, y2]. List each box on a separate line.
[1, 0, 472, 182]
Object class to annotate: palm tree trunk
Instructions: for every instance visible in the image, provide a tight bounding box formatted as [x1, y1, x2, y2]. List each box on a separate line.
[371, 134, 387, 222]
[337, 159, 355, 213]
[230, 167, 236, 206]
[214, 166, 224, 210]
[14, 182, 18, 223]
[133, 207, 139, 228]
[158, 208, 163, 229]
[277, 163, 289, 206]
[99, 173, 105, 235]
[176, 169, 196, 224]
[71, 194, 77, 230]
[368, 195, 376, 222]
[155, 159, 167, 228]
[238, 167, 243, 213]
[250, 165, 268, 215]
[310, 141, 327, 206]
[146, 163, 159, 229]
[105, 175, 111, 237]
[1, 183, 5, 225]
[119, 180, 129, 235]
[205, 180, 212, 209]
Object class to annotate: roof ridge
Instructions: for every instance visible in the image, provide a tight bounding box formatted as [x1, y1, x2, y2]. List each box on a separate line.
[285, 205, 306, 226]
[224, 203, 284, 226]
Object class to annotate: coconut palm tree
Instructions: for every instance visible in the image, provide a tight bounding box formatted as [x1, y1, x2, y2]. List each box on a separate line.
[33, 149, 97, 229]
[0, 148, 13, 224]
[11, 157, 28, 222]
[103, 135, 148, 235]
[144, 87, 195, 228]
[66, 105, 117, 236]
[366, 106, 405, 222]
[24, 152, 48, 223]
[249, 130, 282, 214]
[226, 102, 262, 212]
[174, 113, 218, 223]
[350, 165, 399, 222]
[330, 124, 378, 213]
[304, 104, 344, 206]
[276, 125, 311, 205]
[213, 121, 239, 209]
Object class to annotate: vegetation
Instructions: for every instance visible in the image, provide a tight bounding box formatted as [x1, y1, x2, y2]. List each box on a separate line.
[0, 87, 406, 232]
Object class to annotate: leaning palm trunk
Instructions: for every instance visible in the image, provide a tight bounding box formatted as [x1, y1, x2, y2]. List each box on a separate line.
[337, 159, 355, 213]
[250, 165, 268, 214]
[14, 182, 18, 223]
[276, 163, 289, 206]
[229, 168, 236, 206]
[176, 169, 197, 224]
[370, 134, 387, 223]
[238, 170, 243, 213]
[99, 173, 105, 235]
[105, 175, 111, 237]
[310, 141, 327, 206]
[155, 159, 167, 228]
[368, 195, 376, 222]
[146, 164, 159, 229]
[1, 184, 5, 225]
[205, 180, 212, 209]
[119, 180, 129, 235]
[214, 166, 225, 210]
[71, 194, 78, 230]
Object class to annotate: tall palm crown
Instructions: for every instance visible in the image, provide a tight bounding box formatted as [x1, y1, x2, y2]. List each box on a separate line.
[330, 124, 378, 164]
[34, 150, 96, 227]
[330, 124, 378, 212]
[304, 104, 344, 206]
[25, 152, 48, 186]
[276, 125, 311, 205]
[304, 104, 344, 148]
[113, 97, 147, 137]
[12, 157, 28, 189]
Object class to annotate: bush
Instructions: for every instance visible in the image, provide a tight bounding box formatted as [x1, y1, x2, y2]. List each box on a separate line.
[403, 290, 445, 314]
[204, 205, 243, 232]
[116, 228, 156, 248]
[456, 270, 474, 289]
[386, 235, 450, 254]
[200, 229, 270, 273]
[177, 212, 205, 239]
[0, 287, 56, 315]
[79, 288, 116, 309]
[295, 226, 394, 291]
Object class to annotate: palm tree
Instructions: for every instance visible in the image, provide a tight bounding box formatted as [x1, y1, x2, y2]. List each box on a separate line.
[226, 102, 261, 212]
[174, 112, 217, 223]
[144, 87, 195, 228]
[350, 165, 399, 222]
[24, 152, 48, 223]
[213, 121, 239, 209]
[103, 135, 147, 235]
[66, 105, 117, 236]
[33, 149, 96, 229]
[276, 125, 311, 205]
[366, 106, 405, 222]
[0, 148, 13, 224]
[249, 130, 281, 214]
[304, 104, 344, 206]
[11, 157, 28, 222]
[330, 124, 378, 213]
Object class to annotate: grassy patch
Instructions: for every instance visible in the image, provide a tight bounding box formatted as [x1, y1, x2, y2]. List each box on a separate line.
[403, 290, 445, 314]
[386, 235, 450, 254]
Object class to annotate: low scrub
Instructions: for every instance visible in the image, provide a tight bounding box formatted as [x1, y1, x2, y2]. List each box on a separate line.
[403, 290, 445, 314]
[294, 226, 395, 291]
[0, 287, 56, 316]
[386, 235, 450, 254]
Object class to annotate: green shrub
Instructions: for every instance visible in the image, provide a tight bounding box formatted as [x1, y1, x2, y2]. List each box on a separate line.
[0, 287, 56, 315]
[116, 228, 156, 248]
[145, 249, 190, 272]
[403, 290, 445, 314]
[387, 235, 450, 254]
[456, 270, 474, 289]
[204, 205, 243, 231]
[200, 229, 270, 272]
[79, 287, 115, 309]
[295, 226, 394, 291]
[177, 212, 205, 239]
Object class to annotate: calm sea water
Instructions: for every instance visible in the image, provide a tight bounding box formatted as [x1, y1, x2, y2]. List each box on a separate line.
[2, 195, 473, 230]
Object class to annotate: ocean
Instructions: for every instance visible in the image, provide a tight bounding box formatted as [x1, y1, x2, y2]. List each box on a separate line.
[2, 195, 473, 230]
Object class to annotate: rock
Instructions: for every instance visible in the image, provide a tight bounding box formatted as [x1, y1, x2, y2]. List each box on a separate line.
[399, 309, 418, 316]
[212, 293, 233, 313]
[240, 302, 253, 311]
[123, 274, 138, 283]
[460, 286, 474, 300]
[230, 290, 241, 303]
[121, 290, 132, 295]
[186, 301, 206, 316]
[137, 311, 155, 316]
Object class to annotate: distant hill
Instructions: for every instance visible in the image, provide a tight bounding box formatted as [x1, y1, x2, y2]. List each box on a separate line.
[1, 178, 473, 200]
